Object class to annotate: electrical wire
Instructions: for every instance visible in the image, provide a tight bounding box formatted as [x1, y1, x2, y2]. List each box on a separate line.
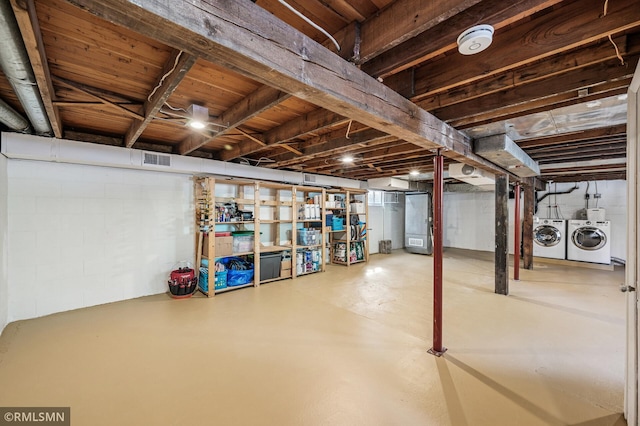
[148, 51, 183, 102]
[595, 181, 599, 208]
[277, 0, 341, 52]
[602, 0, 625, 65]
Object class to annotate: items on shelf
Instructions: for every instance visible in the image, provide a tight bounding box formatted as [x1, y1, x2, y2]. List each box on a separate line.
[297, 227, 321, 246]
[221, 256, 254, 286]
[296, 248, 322, 275]
[215, 202, 253, 222]
[298, 203, 321, 220]
[232, 231, 255, 253]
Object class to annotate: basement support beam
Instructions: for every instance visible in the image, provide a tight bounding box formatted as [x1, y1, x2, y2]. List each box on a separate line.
[428, 150, 446, 357]
[522, 182, 535, 270]
[514, 182, 521, 281]
[64, 0, 507, 175]
[495, 174, 509, 295]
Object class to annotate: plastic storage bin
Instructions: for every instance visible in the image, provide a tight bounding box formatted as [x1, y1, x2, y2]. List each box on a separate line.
[232, 231, 255, 253]
[222, 257, 254, 286]
[297, 228, 320, 246]
[332, 216, 344, 231]
[199, 268, 228, 292]
[260, 252, 282, 281]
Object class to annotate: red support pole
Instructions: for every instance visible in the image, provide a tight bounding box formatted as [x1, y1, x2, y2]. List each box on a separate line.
[429, 151, 446, 356]
[514, 182, 521, 281]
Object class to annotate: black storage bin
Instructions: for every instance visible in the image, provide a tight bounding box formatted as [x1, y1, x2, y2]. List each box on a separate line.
[260, 252, 282, 281]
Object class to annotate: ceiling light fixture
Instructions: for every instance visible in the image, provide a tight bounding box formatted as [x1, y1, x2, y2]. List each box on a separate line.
[410, 170, 420, 176]
[341, 155, 354, 163]
[457, 25, 494, 55]
[187, 104, 209, 129]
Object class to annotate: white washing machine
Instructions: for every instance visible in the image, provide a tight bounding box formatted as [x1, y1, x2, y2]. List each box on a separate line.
[567, 220, 611, 264]
[533, 219, 566, 259]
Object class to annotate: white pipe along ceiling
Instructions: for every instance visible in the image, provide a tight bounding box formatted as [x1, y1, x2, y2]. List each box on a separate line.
[0, 0, 51, 135]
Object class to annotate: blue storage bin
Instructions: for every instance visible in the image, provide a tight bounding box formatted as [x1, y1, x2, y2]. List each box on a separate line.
[332, 216, 344, 231]
[221, 257, 254, 286]
[227, 269, 254, 286]
[199, 268, 228, 292]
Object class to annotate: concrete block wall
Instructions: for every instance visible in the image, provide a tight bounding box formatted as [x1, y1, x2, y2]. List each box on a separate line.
[6, 160, 194, 324]
[443, 180, 627, 260]
[0, 154, 8, 335]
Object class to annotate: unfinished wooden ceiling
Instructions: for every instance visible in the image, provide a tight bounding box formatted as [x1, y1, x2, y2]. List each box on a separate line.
[1, 0, 637, 184]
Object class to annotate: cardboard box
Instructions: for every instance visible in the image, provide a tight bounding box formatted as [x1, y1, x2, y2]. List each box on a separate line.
[281, 259, 292, 270]
[350, 202, 365, 213]
[280, 267, 292, 278]
[203, 235, 233, 258]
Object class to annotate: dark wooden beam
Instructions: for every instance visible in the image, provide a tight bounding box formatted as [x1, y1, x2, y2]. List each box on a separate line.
[364, 0, 564, 78]
[412, 0, 640, 98]
[452, 84, 630, 129]
[65, 0, 507, 175]
[495, 174, 509, 295]
[517, 125, 627, 148]
[433, 56, 638, 122]
[179, 85, 291, 154]
[330, 0, 484, 63]
[415, 36, 632, 109]
[125, 50, 197, 148]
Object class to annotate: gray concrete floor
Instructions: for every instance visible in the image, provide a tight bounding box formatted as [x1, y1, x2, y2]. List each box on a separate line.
[0, 249, 628, 425]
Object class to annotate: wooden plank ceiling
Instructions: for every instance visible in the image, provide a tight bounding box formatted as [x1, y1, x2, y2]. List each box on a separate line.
[1, 0, 637, 184]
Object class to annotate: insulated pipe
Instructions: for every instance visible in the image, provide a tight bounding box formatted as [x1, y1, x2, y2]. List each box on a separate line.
[0, 1, 52, 135]
[0, 97, 30, 132]
[429, 151, 446, 356]
[514, 183, 521, 281]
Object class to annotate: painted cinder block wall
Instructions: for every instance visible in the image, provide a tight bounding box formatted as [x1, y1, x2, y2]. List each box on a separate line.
[443, 180, 626, 260]
[6, 160, 195, 324]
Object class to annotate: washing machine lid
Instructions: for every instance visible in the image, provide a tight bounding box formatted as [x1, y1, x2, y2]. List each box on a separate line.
[572, 226, 606, 250]
[534, 225, 562, 247]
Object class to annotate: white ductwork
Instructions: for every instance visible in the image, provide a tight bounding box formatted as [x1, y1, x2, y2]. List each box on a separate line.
[0, 98, 29, 132]
[0, 1, 52, 135]
[367, 177, 410, 191]
[1, 132, 363, 189]
[474, 134, 539, 177]
[449, 163, 496, 186]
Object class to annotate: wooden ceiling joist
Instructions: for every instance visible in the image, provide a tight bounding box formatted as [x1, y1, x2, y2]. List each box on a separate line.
[362, 0, 565, 78]
[65, 0, 508, 176]
[411, 0, 640, 100]
[10, 0, 62, 137]
[220, 109, 348, 161]
[179, 85, 291, 155]
[125, 50, 197, 148]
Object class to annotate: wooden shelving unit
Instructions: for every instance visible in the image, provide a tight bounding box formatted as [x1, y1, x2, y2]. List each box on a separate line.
[194, 178, 335, 296]
[195, 177, 258, 297]
[326, 188, 369, 266]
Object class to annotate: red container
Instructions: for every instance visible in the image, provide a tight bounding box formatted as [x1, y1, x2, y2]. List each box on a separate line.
[215, 232, 232, 237]
[168, 267, 197, 298]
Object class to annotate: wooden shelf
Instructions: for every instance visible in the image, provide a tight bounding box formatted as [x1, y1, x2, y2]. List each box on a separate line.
[259, 219, 293, 224]
[297, 244, 322, 249]
[296, 270, 321, 276]
[260, 245, 292, 253]
[215, 283, 255, 294]
[214, 221, 254, 225]
[260, 276, 292, 284]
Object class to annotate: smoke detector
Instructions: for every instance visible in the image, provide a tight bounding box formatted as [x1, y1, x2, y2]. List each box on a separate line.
[457, 25, 494, 55]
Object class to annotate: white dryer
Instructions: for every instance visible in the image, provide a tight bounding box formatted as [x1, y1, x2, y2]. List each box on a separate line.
[533, 219, 566, 259]
[567, 220, 611, 264]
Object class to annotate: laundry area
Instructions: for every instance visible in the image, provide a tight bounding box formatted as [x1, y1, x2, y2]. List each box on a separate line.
[1, 0, 640, 425]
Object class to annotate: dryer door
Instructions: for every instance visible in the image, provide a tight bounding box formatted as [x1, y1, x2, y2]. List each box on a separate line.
[534, 225, 562, 247]
[572, 226, 606, 250]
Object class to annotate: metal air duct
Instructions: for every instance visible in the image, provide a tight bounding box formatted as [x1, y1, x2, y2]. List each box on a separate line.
[0, 98, 29, 132]
[0, 1, 52, 135]
[474, 134, 539, 177]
